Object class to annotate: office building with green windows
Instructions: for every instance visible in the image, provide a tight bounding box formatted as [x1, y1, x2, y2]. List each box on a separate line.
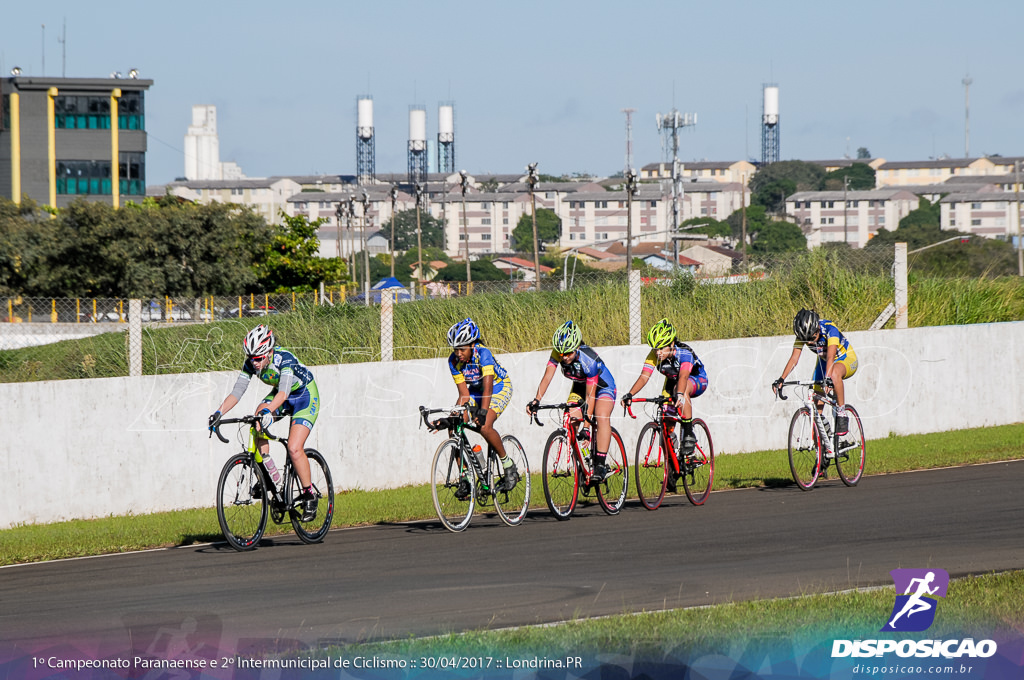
[0, 74, 152, 208]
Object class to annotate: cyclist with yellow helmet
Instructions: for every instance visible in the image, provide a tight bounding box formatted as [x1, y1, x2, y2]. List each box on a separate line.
[527, 320, 617, 482]
[621, 319, 708, 489]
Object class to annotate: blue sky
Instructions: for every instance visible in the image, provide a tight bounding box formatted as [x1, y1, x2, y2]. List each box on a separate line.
[3, 1, 1022, 185]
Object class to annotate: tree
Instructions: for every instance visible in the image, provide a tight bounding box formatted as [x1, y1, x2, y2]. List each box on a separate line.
[823, 163, 876, 191]
[857, 147, 871, 160]
[253, 213, 345, 292]
[437, 258, 508, 282]
[383, 209, 445, 251]
[0, 198, 60, 297]
[725, 204, 771, 243]
[749, 220, 806, 253]
[511, 208, 560, 251]
[749, 161, 826, 213]
[680, 216, 731, 239]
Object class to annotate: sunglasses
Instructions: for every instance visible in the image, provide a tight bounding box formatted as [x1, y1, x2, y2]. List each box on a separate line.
[250, 354, 270, 362]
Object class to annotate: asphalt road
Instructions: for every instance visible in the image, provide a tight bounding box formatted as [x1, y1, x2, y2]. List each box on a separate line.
[2, 460, 1022, 658]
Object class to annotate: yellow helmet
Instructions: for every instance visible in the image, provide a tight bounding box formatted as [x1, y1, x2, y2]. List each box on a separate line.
[646, 318, 677, 349]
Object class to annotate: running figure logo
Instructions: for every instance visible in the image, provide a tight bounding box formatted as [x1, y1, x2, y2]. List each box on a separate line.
[881, 568, 949, 632]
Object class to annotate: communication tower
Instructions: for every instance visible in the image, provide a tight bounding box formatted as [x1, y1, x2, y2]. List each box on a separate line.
[656, 108, 696, 231]
[356, 96, 375, 185]
[438, 102, 455, 174]
[408, 106, 428, 184]
[761, 84, 780, 165]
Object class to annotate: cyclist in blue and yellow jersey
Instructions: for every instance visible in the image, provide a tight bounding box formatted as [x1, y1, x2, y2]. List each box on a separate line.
[621, 319, 708, 490]
[772, 308, 858, 435]
[527, 320, 617, 482]
[208, 324, 320, 521]
[439, 318, 519, 493]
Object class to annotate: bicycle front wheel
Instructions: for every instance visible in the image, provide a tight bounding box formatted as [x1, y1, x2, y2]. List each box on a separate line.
[542, 429, 579, 520]
[216, 453, 268, 551]
[634, 422, 667, 510]
[835, 405, 866, 486]
[493, 435, 531, 526]
[682, 419, 714, 506]
[788, 407, 821, 491]
[287, 449, 335, 543]
[596, 428, 628, 515]
[431, 438, 476, 532]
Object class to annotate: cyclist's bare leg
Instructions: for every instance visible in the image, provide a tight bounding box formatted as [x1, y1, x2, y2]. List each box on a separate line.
[592, 396, 615, 454]
[478, 409, 507, 459]
[828, 362, 846, 408]
[286, 421, 312, 489]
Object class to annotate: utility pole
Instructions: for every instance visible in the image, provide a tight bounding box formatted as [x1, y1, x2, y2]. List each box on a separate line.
[414, 183, 424, 293]
[1016, 160, 1022, 276]
[962, 74, 973, 158]
[459, 170, 471, 285]
[347, 196, 356, 286]
[622, 107, 636, 176]
[361, 190, 371, 306]
[625, 168, 637, 278]
[656, 109, 697, 247]
[389, 186, 397, 278]
[741, 174, 748, 270]
[843, 175, 850, 246]
[526, 163, 542, 290]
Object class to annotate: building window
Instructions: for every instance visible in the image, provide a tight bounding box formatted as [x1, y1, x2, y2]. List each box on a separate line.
[54, 92, 145, 130]
[569, 233, 576, 240]
[56, 152, 146, 196]
[828, 218, 835, 224]
[480, 202, 490, 209]
[482, 233, 492, 240]
[502, 218, 508, 225]
[481, 218, 491, 225]
[971, 202, 982, 210]
[971, 219, 981, 226]
[650, 201, 656, 208]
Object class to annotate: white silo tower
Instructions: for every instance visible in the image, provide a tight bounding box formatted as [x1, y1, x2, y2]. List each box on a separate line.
[408, 106, 427, 183]
[438, 102, 455, 174]
[761, 84, 780, 165]
[356, 96, 375, 185]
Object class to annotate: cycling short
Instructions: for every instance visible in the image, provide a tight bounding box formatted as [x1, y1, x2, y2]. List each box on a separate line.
[570, 381, 616, 402]
[662, 366, 708, 400]
[262, 380, 320, 430]
[812, 346, 858, 383]
[468, 377, 513, 417]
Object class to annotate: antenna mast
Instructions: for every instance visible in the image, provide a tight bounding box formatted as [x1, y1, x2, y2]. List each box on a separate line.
[622, 107, 636, 176]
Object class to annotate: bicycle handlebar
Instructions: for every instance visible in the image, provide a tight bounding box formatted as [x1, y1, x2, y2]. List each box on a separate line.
[418, 404, 473, 433]
[527, 402, 594, 428]
[624, 395, 674, 419]
[209, 414, 276, 444]
[774, 380, 833, 402]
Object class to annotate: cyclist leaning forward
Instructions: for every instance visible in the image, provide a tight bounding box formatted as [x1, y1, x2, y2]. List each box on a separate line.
[772, 308, 858, 436]
[438, 318, 519, 493]
[527, 320, 617, 483]
[209, 324, 320, 521]
[620, 318, 708, 492]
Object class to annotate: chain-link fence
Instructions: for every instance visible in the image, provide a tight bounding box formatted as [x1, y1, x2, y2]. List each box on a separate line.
[0, 243, 966, 383]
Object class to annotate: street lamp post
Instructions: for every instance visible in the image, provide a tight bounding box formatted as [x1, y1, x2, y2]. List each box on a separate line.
[347, 196, 356, 286]
[334, 203, 344, 260]
[414, 183, 424, 295]
[459, 170, 471, 286]
[526, 163, 541, 290]
[389, 186, 398, 279]
[1016, 160, 1023, 277]
[625, 168, 638, 278]
[361, 190, 371, 307]
[843, 175, 850, 247]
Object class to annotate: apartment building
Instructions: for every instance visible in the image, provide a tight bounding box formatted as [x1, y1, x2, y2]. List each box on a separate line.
[640, 160, 755, 185]
[161, 177, 301, 225]
[1, 74, 152, 208]
[786, 189, 919, 247]
[875, 158, 998, 187]
[939, 192, 1023, 241]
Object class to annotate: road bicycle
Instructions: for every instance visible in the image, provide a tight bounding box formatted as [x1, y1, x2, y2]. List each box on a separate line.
[775, 380, 866, 490]
[625, 395, 714, 509]
[530, 402, 628, 519]
[211, 415, 334, 550]
[418, 405, 531, 532]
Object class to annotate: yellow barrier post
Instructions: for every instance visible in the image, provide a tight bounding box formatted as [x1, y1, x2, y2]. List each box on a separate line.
[92, 299, 97, 322]
[119, 299, 124, 322]
[264, 293, 269, 314]
[76, 299, 80, 323]
[51, 299, 57, 323]
[166, 296, 173, 323]
[6, 299, 11, 322]
[292, 292, 296, 312]
[238, 296, 242, 318]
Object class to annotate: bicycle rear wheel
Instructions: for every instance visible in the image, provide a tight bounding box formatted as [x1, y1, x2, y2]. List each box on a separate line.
[596, 428, 628, 515]
[493, 435, 531, 526]
[634, 422, 667, 510]
[835, 405, 866, 486]
[682, 419, 714, 506]
[788, 407, 821, 491]
[542, 429, 579, 520]
[431, 438, 476, 532]
[287, 449, 335, 543]
[216, 453, 268, 551]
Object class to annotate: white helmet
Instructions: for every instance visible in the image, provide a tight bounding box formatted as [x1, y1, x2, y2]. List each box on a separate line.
[243, 324, 275, 357]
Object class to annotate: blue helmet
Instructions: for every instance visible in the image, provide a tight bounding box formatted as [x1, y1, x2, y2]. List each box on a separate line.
[447, 318, 480, 347]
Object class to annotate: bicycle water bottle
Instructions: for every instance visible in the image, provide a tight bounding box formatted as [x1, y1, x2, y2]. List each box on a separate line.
[263, 456, 282, 485]
[472, 444, 484, 468]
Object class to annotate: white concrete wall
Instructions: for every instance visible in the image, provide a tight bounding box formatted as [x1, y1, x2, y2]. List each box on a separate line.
[3, 322, 1021, 529]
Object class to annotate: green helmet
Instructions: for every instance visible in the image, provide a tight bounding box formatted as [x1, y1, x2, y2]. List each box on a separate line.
[552, 320, 582, 354]
[646, 318, 677, 349]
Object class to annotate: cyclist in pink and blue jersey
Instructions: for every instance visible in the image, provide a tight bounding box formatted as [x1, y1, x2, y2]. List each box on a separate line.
[527, 320, 617, 482]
